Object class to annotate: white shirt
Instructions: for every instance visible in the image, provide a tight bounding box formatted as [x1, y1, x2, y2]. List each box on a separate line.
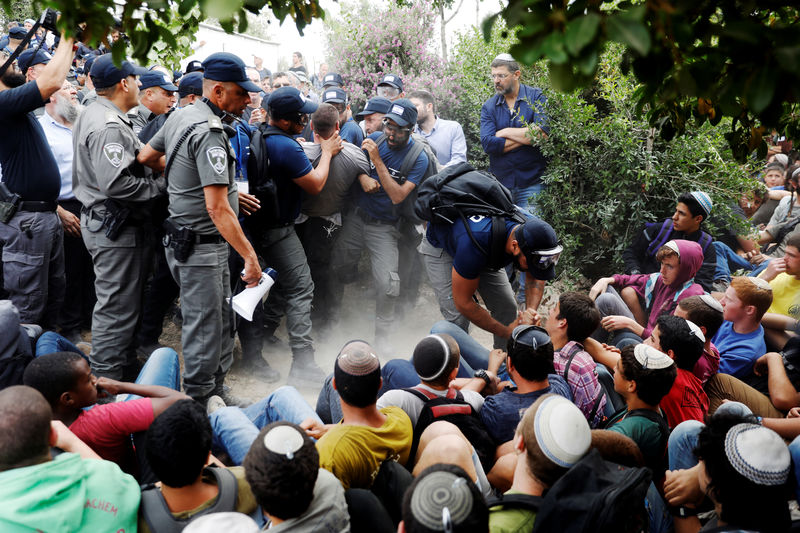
[38, 109, 75, 200]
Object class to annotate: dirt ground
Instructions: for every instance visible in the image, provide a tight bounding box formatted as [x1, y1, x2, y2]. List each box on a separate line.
[154, 274, 562, 407]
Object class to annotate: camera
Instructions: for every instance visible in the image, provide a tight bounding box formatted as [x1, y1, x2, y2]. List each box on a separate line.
[40, 8, 59, 33]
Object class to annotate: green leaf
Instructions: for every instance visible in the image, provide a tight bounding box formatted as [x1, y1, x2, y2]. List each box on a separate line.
[747, 69, 776, 114]
[576, 49, 598, 76]
[606, 14, 651, 56]
[482, 13, 500, 42]
[549, 63, 578, 92]
[564, 12, 601, 56]
[775, 46, 800, 70]
[540, 32, 568, 64]
[202, 0, 243, 22]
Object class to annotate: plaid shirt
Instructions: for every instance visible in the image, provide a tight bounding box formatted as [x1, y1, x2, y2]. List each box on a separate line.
[553, 341, 607, 427]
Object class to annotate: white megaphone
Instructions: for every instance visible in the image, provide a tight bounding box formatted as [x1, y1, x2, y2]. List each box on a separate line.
[231, 268, 278, 321]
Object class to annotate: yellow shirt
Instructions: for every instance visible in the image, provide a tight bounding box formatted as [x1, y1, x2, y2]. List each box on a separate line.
[766, 273, 800, 318]
[316, 406, 413, 490]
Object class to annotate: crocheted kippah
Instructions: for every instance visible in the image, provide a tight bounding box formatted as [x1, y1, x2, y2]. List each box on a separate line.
[724, 423, 790, 486]
[533, 395, 591, 468]
[634, 344, 674, 370]
[409, 471, 474, 531]
[336, 341, 380, 376]
[690, 191, 713, 218]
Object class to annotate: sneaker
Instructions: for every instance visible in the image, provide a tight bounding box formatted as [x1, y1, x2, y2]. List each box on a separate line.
[206, 395, 226, 415]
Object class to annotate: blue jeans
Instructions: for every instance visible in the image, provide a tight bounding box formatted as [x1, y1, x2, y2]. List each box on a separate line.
[36, 331, 87, 359]
[210, 386, 321, 465]
[713, 241, 753, 282]
[118, 347, 181, 401]
[316, 373, 343, 424]
[668, 401, 752, 470]
[513, 181, 544, 214]
[430, 320, 509, 379]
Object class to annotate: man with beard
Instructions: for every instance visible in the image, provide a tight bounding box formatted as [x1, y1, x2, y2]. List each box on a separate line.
[409, 89, 466, 168]
[0, 33, 74, 327]
[38, 80, 95, 344]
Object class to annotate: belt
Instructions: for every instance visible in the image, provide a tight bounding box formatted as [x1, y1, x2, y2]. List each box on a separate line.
[195, 233, 226, 244]
[18, 200, 57, 212]
[355, 207, 396, 226]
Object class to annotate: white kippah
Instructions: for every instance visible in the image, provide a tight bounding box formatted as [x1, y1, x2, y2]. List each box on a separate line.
[494, 53, 515, 62]
[699, 294, 723, 313]
[685, 320, 706, 343]
[773, 154, 789, 167]
[634, 344, 674, 370]
[533, 395, 591, 468]
[748, 276, 772, 291]
[664, 240, 680, 256]
[262, 425, 304, 460]
[724, 424, 790, 486]
[690, 191, 713, 218]
[183, 513, 260, 533]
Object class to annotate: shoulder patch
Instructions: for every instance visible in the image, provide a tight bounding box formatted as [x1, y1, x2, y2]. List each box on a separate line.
[103, 143, 125, 168]
[206, 146, 228, 175]
[207, 116, 223, 132]
[104, 111, 118, 125]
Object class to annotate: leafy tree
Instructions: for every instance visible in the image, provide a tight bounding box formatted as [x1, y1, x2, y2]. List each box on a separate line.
[484, 1, 800, 161]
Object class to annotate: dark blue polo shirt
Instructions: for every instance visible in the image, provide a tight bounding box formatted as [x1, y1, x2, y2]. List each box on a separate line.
[340, 117, 364, 146]
[356, 132, 427, 222]
[264, 132, 313, 224]
[479, 84, 549, 189]
[0, 81, 61, 201]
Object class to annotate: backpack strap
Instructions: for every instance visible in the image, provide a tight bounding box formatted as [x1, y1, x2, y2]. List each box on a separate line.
[487, 493, 543, 512]
[404, 386, 438, 401]
[488, 216, 508, 270]
[645, 219, 674, 257]
[560, 342, 606, 425]
[140, 468, 239, 533]
[697, 231, 713, 253]
[560, 342, 583, 381]
[164, 120, 207, 184]
[398, 141, 425, 182]
[627, 408, 670, 436]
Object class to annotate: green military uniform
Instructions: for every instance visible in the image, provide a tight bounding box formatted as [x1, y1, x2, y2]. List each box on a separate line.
[148, 98, 239, 400]
[73, 97, 164, 379]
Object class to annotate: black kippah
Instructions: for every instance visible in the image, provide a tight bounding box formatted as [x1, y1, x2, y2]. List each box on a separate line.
[412, 335, 450, 381]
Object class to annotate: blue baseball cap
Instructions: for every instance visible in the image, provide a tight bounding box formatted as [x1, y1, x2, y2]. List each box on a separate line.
[185, 59, 204, 73]
[139, 71, 178, 91]
[89, 54, 148, 89]
[8, 26, 26, 40]
[266, 86, 318, 117]
[178, 72, 203, 98]
[79, 53, 99, 76]
[383, 98, 417, 127]
[515, 217, 562, 281]
[321, 87, 347, 104]
[201, 52, 261, 92]
[322, 72, 343, 88]
[356, 97, 392, 118]
[17, 48, 51, 72]
[378, 73, 403, 91]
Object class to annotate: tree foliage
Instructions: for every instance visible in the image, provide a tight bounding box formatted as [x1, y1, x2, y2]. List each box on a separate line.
[485, 1, 800, 161]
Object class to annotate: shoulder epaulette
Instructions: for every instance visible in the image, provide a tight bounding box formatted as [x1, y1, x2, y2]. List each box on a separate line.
[104, 111, 119, 125]
[207, 116, 223, 132]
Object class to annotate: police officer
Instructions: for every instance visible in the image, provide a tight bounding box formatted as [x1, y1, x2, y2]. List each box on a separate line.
[138, 52, 262, 404]
[129, 70, 177, 136]
[72, 54, 164, 381]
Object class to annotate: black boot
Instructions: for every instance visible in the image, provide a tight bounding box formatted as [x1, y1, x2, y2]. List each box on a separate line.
[288, 345, 326, 387]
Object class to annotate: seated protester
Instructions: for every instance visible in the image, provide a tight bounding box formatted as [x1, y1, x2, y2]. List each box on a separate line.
[488, 394, 591, 533]
[644, 315, 709, 428]
[0, 386, 140, 531]
[461, 325, 571, 446]
[601, 344, 676, 477]
[243, 422, 350, 532]
[22, 350, 188, 469]
[301, 341, 413, 489]
[139, 400, 260, 533]
[622, 191, 717, 292]
[713, 276, 771, 378]
[758, 233, 800, 350]
[674, 294, 724, 383]
[589, 240, 705, 347]
[664, 412, 791, 533]
[399, 464, 488, 533]
[377, 333, 485, 425]
[545, 292, 609, 426]
[756, 167, 800, 257]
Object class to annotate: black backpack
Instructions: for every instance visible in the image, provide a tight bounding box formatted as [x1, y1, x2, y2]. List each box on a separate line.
[374, 133, 440, 223]
[404, 386, 496, 472]
[414, 162, 526, 269]
[531, 448, 652, 533]
[246, 123, 297, 228]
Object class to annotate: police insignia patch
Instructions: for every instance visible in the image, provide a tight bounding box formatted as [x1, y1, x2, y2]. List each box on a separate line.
[206, 146, 227, 175]
[103, 143, 124, 168]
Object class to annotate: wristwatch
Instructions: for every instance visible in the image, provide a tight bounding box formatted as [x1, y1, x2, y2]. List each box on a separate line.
[474, 369, 491, 385]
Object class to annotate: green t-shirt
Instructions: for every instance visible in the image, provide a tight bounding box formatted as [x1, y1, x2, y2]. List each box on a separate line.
[489, 490, 538, 533]
[607, 408, 669, 474]
[0, 452, 140, 532]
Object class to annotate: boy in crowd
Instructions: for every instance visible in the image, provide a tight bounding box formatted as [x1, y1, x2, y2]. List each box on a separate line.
[759, 233, 800, 350]
[589, 240, 705, 346]
[138, 400, 260, 532]
[22, 349, 187, 470]
[674, 294, 724, 383]
[643, 315, 708, 428]
[545, 292, 608, 426]
[243, 422, 350, 532]
[713, 276, 772, 378]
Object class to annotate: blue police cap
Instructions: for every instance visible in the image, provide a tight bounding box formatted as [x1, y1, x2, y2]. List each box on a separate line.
[178, 71, 203, 98]
[321, 87, 347, 104]
[356, 97, 392, 119]
[89, 54, 147, 89]
[185, 59, 203, 74]
[139, 70, 178, 91]
[322, 72, 343, 88]
[8, 26, 26, 40]
[378, 73, 403, 91]
[383, 98, 417, 127]
[17, 48, 51, 72]
[266, 86, 318, 117]
[201, 53, 260, 92]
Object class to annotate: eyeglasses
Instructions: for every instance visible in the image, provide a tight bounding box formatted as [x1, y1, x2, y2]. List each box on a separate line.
[490, 73, 510, 80]
[272, 83, 289, 88]
[376, 85, 399, 98]
[508, 325, 551, 352]
[382, 118, 410, 134]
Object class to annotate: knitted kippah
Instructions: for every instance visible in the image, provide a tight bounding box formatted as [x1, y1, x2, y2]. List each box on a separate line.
[533, 396, 591, 468]
[685, 319, 706, 343]
[699, 294, 723, 313]
[724, 423, 790, 486]
[409, 471, 474, 531]
[634, 344, 674, 370]
[336, 341, 380, 376]
[413, 335, 451, 381]
[262, 424, 304, 460]
[690, 191, 713, 218]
